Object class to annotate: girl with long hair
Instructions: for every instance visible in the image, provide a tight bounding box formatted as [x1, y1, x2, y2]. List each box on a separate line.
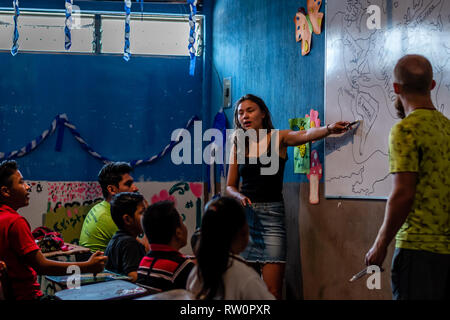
[186, 196, 274, 300]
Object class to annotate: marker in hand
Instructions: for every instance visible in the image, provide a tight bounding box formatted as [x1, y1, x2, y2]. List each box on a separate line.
[346, 120, 359, 129]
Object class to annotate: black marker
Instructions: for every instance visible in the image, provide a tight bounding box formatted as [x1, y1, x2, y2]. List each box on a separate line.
[346, 120, 359, 128]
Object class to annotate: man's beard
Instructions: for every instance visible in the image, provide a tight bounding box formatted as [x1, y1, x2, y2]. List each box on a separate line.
[394, 97, 406, 119]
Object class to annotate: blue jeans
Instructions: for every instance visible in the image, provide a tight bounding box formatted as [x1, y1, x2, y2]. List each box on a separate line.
[240, 202, 287, 263]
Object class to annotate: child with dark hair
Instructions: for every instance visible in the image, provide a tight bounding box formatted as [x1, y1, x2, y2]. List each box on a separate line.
[136, 201, 195, 293]
[80, 162, 139, 252]
[186, 196, 274, 300]
[105, 192, 147, 282]
[0, 160, 107, 300]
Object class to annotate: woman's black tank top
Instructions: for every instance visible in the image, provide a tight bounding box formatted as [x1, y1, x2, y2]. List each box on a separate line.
[238, 147, 287, 203]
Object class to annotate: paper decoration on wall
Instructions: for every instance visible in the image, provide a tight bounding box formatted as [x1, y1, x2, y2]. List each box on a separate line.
[294, 0, 323, 56]
[44, 203, 96, 244]
[65, 0, 73, 50]
[305, 108, 321, 143]
[187, 0, 198, 76]
[123, 0, 132, 61]
[0, 113, 200, 168]
[11, 0, 20, 56]
[206, 110, 227, 194]
[289, 117, 310, 174]
[307, 150, 322, 204]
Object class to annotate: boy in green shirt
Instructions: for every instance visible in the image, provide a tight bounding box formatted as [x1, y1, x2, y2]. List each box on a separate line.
[80, 162, 139, 252]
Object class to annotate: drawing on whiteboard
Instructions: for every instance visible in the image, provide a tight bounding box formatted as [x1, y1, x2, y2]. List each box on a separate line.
[325, 0, 450, 198]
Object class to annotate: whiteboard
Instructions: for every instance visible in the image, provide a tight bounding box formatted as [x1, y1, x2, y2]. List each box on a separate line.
[324, 0, 450, 199]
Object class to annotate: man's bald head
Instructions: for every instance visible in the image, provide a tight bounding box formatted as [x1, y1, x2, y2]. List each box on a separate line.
[393, 54, 433, 95]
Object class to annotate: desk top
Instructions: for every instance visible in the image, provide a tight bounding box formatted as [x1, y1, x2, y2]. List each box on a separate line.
[43, 243, 91, 258]
[45, 271, 131, 287]
[55, 280, 149, 300]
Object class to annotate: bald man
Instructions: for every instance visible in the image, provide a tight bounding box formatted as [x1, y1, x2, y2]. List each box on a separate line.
[365, 55, 449, 300]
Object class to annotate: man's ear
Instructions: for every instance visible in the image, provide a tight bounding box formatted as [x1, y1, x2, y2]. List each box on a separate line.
[107, 185, 118, 196]
[123, 214, 133, 226]
[0, 186, 10, 199]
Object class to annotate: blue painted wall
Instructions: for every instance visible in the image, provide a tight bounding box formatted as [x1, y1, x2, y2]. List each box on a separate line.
[211, 0, 326, 183]
[0, 1, 209, 182]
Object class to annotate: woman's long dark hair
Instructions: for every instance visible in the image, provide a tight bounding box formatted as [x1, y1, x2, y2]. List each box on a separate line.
[195, 196, 247, 300]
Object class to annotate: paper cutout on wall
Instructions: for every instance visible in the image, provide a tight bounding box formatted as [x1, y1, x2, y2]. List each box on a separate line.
[289, 117, 311, 174]
[305, 109, 321, 143]
[294, 0, 324, 56]
[307, 150, 322, 204]
[149, 181, 203, 229]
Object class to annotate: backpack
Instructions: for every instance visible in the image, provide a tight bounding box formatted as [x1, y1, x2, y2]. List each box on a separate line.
[32, 226, 68, 253]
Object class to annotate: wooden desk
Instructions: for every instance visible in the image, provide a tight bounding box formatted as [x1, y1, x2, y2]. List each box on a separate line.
[43, 243, 91, 259]
[40, 243, 92, 295]
[55, 280, 149, 300]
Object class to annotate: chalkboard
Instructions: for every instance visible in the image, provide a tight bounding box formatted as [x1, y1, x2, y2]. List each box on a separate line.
[324, 0, 450, 199]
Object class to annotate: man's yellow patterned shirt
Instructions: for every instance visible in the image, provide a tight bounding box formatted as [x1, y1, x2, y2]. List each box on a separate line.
[389, 109, 449, 254]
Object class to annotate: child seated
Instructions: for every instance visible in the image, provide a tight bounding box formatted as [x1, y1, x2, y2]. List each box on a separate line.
[105, 192, 147, 282]
[186, 196, 275, 300]
[0, 160, 107, 300]
[136, 201, 194, 293]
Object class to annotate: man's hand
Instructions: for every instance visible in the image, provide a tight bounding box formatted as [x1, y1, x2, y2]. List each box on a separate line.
[365, 242, 387, 268]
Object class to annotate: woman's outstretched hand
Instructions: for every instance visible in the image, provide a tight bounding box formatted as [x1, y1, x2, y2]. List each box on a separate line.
[327, 121, 351, 134]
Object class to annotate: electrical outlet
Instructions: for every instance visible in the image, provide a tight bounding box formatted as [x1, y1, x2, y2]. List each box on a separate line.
[223, 77, 231, 109]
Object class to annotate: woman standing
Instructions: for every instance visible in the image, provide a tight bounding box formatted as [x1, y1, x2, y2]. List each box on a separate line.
[226, 94, 350, 299]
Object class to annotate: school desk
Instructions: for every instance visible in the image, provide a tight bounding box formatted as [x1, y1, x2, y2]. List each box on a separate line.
[43, 243, 91, 260]
[55, 280, 149, 300]
[44, 271, 131, 294]
[40, 243, 92, 295]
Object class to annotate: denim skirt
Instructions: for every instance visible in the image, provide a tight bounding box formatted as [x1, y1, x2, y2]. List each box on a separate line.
[240, 202, 287, 263]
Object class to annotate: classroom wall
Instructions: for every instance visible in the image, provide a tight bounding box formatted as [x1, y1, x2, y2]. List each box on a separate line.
[211, 0, 392, 299]
[0, 0, 211, 253]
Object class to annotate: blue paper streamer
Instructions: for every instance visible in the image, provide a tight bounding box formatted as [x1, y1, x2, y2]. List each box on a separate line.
[55, 117, 66, 152]
[64, 0, 73, 50]
[123, 0, 132, 61]
[187, 0, 197, 76]
[0, 114, 200, 168]
[11, 0, 20, 56]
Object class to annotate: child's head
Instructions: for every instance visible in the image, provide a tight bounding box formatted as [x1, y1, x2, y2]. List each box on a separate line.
[0, 160, 31, 210]
[142, 201, 187, 249]
[110, 192, 145, 236]
[195, 196, 249, 299]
